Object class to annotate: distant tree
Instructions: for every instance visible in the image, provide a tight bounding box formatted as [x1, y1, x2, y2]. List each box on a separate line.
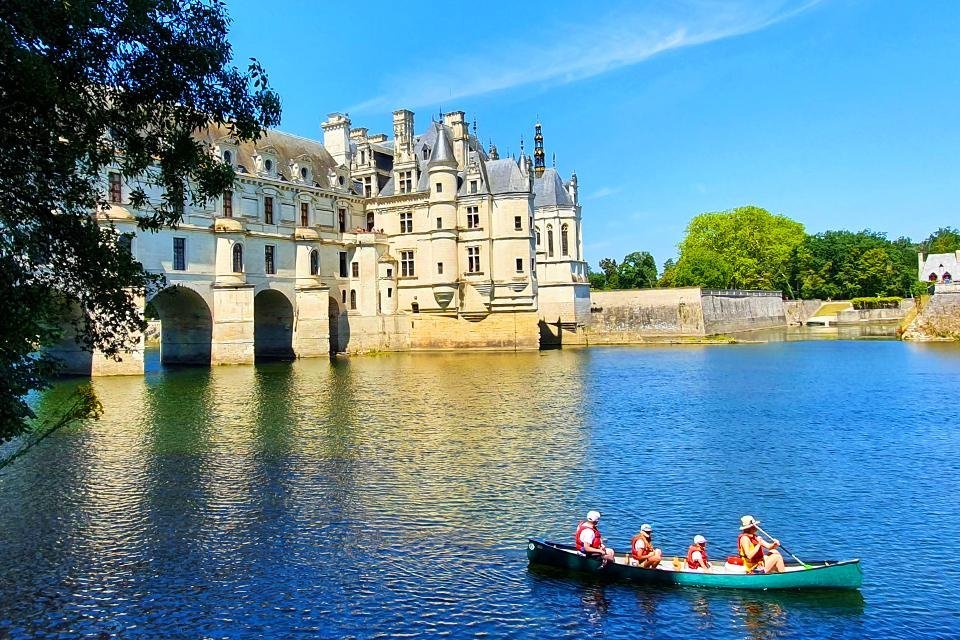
[920, 227, 960, 254]
[791, 230, 916, 299]
[0, 0, 281, 441]
[618, 251, 658, 289]
[587, 264, 606, 290]
[673, 206, 805, 294]
[672, 247, 734, 289]
[599, 258, 620, 290]
[658, 258, 677, 287]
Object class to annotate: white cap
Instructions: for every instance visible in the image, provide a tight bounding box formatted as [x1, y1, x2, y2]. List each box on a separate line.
[587, 510, 601, 522]
[694, 534, 707, 545]
[640, 523, 653, 533]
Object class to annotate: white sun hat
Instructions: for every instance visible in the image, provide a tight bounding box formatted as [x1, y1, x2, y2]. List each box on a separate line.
[587, 510, 601, 522]
[694, 534, 707, 545]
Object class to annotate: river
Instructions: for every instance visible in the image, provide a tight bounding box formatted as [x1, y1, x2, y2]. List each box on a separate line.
[0, 337, 958, 638]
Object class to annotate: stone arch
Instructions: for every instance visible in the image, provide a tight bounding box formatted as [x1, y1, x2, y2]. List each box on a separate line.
[149, 285, 213, 365]
[45, 300, 94, 375]
[328, 296, 345, 354]
[232, 243, 244, 273]
[254, 289, 295, 361]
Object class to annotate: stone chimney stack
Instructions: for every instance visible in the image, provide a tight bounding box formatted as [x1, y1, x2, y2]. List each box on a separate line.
[443, 111, 469, 169]
[321, 113, 351, 166]
[392, 109, 415, 163]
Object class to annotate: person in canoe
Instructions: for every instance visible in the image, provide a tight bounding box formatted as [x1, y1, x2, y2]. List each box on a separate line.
[738, 515, 785, 574]
[686, 534, 712, 570]
[575, 510, 615, 562]
[631, 523, 663, 568]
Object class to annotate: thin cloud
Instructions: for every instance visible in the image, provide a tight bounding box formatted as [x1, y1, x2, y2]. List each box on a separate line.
[586, 186, 621, 200]
[347, 0, 825, 114]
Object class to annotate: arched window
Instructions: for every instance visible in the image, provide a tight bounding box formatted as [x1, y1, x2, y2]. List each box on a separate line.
[929, 272, 939, 282]
[300, 166, 308, 180]
[944, 272, 953, 284]
[547, 225, 554, 257]
[350, 289, 357, 310]
[223, 150, 232, 164]
[561, 224, 569, 256]
[232, 243, 243, 273]
[310, 249, 319, 276]
[411, 301, 420, 314]
[366, 212, 375, 231]
[536, 227, 541, 246]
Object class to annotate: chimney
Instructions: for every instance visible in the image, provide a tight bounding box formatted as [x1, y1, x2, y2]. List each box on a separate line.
[321, 113, 351, 166]
[392, 109, 415, 163]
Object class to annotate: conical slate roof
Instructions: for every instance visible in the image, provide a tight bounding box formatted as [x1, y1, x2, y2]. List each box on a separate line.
[428, 123, 456, 167]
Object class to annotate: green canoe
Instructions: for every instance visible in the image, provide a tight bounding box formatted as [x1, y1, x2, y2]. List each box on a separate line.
[527, 538, 862, 591]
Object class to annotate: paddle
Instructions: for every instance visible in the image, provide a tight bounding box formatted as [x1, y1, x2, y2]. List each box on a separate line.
[755, 524, 814, 569]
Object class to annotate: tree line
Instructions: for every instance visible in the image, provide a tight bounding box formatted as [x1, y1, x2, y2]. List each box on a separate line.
[590, 206, 960, 299]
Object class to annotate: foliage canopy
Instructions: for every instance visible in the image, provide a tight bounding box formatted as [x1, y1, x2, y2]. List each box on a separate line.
[0, 0, 281, 441]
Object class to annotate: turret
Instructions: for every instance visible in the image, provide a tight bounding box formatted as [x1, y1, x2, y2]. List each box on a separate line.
[428, 123, 458, 284]
[534, 121, 545, 178]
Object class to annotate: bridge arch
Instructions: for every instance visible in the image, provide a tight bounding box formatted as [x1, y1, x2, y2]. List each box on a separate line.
[254, 289, 295, 361]
[149, 285, 213, 365]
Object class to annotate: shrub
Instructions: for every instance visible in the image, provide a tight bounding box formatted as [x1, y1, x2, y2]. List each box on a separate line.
[851, 296, 902, 310]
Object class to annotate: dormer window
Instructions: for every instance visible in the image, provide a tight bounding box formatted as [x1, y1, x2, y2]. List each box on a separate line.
[223, 150, 232, 165]
[423, 147, 430, 160]
[469, 180, 478, 194]
[264, 159, 273, 172]
[300, 167, 308, 180]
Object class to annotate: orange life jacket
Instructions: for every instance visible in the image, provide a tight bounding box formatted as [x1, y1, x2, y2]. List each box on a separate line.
[686, 544, 709, 569]
[575, 521, 601, 552]
[631, 533, 653, 561]
[738, 532, 764, 572]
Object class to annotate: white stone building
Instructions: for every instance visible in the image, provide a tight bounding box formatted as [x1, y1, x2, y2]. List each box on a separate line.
[919, 251, 959, 284]
[66, 110, 590, 374]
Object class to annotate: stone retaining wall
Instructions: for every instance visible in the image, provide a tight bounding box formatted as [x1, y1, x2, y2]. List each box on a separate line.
[902, 285, 960, 341]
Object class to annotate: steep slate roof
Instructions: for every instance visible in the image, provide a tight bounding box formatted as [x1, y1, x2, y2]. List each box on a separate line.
[920, 251, 960, 280]
[485, 159, 529, 194]
[533, 167, 573, 207]
[201, 125, 339, 186]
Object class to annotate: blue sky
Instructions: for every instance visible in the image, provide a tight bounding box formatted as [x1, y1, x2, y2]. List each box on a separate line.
[226, 0, 958, 270]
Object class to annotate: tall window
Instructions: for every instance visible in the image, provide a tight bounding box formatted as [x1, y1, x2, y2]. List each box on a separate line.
[547, 225, 554, 257]
[352, 262, 359, 278]
[223, 150, 232, 165]
[514, 216, 522, 231]
[437, 262, 444, 275]
[436, 217, 442, 229]
[466, 206, 480, 229]
[339, 251, 348, 277]
[363, 176, 372, 197]
[264, 245, 276, 274]
[467, 246, 481, 273]
[536, 228, 541, 246]
[350, 289, 357, 310]
[310, 249, 319, 276]
[400, 212, 413, 233]
[223, 190, 233, 217]
[366, 212, 375, 231]
[561, 224, 570, 256]
[264, 196, 274, 224]
[172, 237, 186, 271]
[118, 233, 133, 255]
[516, 257, 523, 273]
[342, 289, 347, 304]
[469, 180, 478, 194]
[401, 250, 414, 277]
[399, 171, 413, 194]
[338, 208, 346, 232]
[435, 182, 442, 193]
[232, 243, 243, 273]
[300, 202, 309, 226]
[108, 172, 122, 204]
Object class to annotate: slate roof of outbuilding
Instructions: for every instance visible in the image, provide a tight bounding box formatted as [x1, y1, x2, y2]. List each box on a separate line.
[533, 167, 573, 207]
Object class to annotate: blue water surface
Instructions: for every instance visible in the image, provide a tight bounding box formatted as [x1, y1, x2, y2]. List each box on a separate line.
[0, 339, 957, 639]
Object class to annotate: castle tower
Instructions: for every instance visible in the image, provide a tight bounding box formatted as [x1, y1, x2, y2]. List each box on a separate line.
[533, 121, 545, 178]
[428, 124, 459, 284]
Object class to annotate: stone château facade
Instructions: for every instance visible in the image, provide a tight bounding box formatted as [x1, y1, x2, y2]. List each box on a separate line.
[64, 110, 589, 374]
